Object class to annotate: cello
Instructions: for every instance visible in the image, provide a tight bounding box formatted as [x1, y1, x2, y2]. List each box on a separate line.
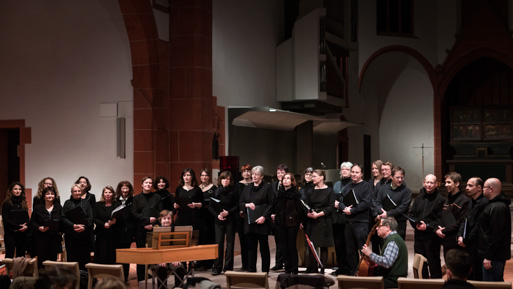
[356, 220, 380, 276]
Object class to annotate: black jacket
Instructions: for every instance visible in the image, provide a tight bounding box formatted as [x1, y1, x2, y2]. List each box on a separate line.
[477, 193, 511, 261]
[30, 203, 63, 234]
[272, 186, 305, 228]
[62, 198, 93, 238]
[338, 180, 373, 223]
[239, 182, 275, 235]
[441, 191, 470, 236]
[1, 196, 29, 234]
[457, 193, 487, 246]
[374, 183, 412, 222]
[93, 201, 121, 234]
[209, 185, 238, 224]
[408, 187, 445, 237]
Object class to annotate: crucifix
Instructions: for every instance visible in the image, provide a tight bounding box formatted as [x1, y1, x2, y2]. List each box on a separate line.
[412, 143, 434, 177]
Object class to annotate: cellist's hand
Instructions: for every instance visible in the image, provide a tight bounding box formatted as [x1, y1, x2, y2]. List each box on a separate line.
[361, 244, 372, 257]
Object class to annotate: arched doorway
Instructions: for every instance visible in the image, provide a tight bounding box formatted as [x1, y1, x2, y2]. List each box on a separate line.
[441, 57, 513, 184]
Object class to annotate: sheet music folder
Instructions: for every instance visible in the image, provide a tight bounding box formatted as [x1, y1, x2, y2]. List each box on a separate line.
[382, 194, 397, 212]
[439, 212, 457, 228]
[209, 197, 223, 214]
[247, 204, 266, 224]
[343, 189, 359, 207]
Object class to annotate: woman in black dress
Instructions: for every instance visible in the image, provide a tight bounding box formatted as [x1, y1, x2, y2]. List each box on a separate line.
[2, 182, 29, 258]
[234, 164, 252, 271]
[154, 176, 175, 211]
[132, 177, 161, 281]
[30, 186, 62, 267]
[173, 168, 203, 228]
[199, 168, 217, 270]
[93, 186, 120, 264]
[33, 177, 61, 209]
[62, 184, 93, 269]
[305, 169, 335, 274]
[209, 171, 238, 275]
[239, 165, 274, 273]
[272, 173, 305, 274]
[115, 180, 135, 282]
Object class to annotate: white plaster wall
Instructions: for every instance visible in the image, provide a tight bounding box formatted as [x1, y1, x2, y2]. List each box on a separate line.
[0, 0, 133, 200]
[213, 0, 283, 108]
[378, 56, 434, 191]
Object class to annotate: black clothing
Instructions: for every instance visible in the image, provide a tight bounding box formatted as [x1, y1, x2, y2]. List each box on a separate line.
[2, 197, 29, 258]
[62, 198, 94, 269]
[93, 201, 120, 264]
[457, 193, 487, 281]
[209, 185, 238, 272]
[305, 187, 335, 247]
[299, 181, 313, 200]
[408, 187, 445, 278]
[132, 191, 162, 281]
[375, 183, 412, 239]
[30, 203, 63, 267]
[199, 184, 217, 269]
[332, 177, 350, 274]
[239, 182, 275, 272]
[174, 186, 203, 228]
[155, 189, 175, 212]
[338, 180, 373, 275]
[440, 191, 470, 255]
[477, 193, 512, 262]
[115, 196, 135, 281]
[82, 192, 96, 210]
[234, 182, 249, 270]
[272, 186, 305, 274]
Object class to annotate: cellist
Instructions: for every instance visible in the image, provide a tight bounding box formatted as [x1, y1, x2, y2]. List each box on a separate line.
[361, 217, 408, 288]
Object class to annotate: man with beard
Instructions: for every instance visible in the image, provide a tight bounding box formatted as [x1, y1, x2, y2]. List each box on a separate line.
[375, 167, 412, 240]
[335, 164, 373, 276]
[436, 172, 470, 258]
[331, 162, 352, 275]
[408, 174, 445, 278]
[457, 177, 487, 281]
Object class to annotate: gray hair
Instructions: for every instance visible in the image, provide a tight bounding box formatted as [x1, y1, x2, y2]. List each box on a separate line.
[340, 162, 353, 169]
[380, 217, 398, 231]
[252, 165, 264, 176]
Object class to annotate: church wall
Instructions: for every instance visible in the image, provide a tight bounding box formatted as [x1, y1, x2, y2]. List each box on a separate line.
[0, 1, 133, 200]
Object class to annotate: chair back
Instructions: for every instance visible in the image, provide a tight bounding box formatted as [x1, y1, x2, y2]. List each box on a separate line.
[225, 271, 269, 289]
[85, 263, 124, 289]
[42, 260, 80, 289]
[337, 275, 384, 289]
[468, 280, 512, 289]
[3, 257, 38, 278]
[412, 253, 428, 279]
[397, 277, 444, 289]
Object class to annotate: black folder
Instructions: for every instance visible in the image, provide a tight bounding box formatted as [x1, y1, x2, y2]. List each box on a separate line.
[343, 189, 359, 207]
[43, 218, 61, 232]
[175, 197, 193, 209]
[66, 206, 87, 225]
[382, 194, 397, 212]
[439, 212, 457, 227]
[209, 197, 224, 214]
[111, 204, 127, 219]
[247, 204, 266, 224]
[10, 210, 28, 225]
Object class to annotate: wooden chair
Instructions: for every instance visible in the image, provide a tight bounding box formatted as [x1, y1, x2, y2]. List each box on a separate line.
[42, 260, 80, 289]
[468, 280, 513, 289]
[337, 275, 384, 289]
[3, 257, 38, 278]
[412, 253, 428, 279]
[397, 277, 445, 289]
[225, 271, 269, 289]
[85, 263, 124, 289]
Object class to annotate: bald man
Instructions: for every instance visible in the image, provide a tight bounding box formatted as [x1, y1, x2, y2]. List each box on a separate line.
[408, 174, 445, 278]
[457, 177, 487, 281]
[477, 178, 511, 281]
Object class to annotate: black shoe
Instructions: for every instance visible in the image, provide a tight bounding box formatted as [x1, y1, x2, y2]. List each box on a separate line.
[240, 266, 247, 271]
[305, 268, 318, 274]
[271, 265, 283, 271]
[212, 270, 220, 276]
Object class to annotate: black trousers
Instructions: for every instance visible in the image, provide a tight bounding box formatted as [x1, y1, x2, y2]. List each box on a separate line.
[246, 232, 270, 272]
[213, 221, 235, 272]
[397, 221, 407, 240]
[414, 235, 442, 278]
[136, 228, 150, 281]
[345, 222, 368, 275]
[236, 217, 248, 269]
[332, 222, 348, 273]
[275, 225, 299, 274]
[34, 232, 60, 267]
[4, 231, 27, 258]
[65, 232, 91, 270]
